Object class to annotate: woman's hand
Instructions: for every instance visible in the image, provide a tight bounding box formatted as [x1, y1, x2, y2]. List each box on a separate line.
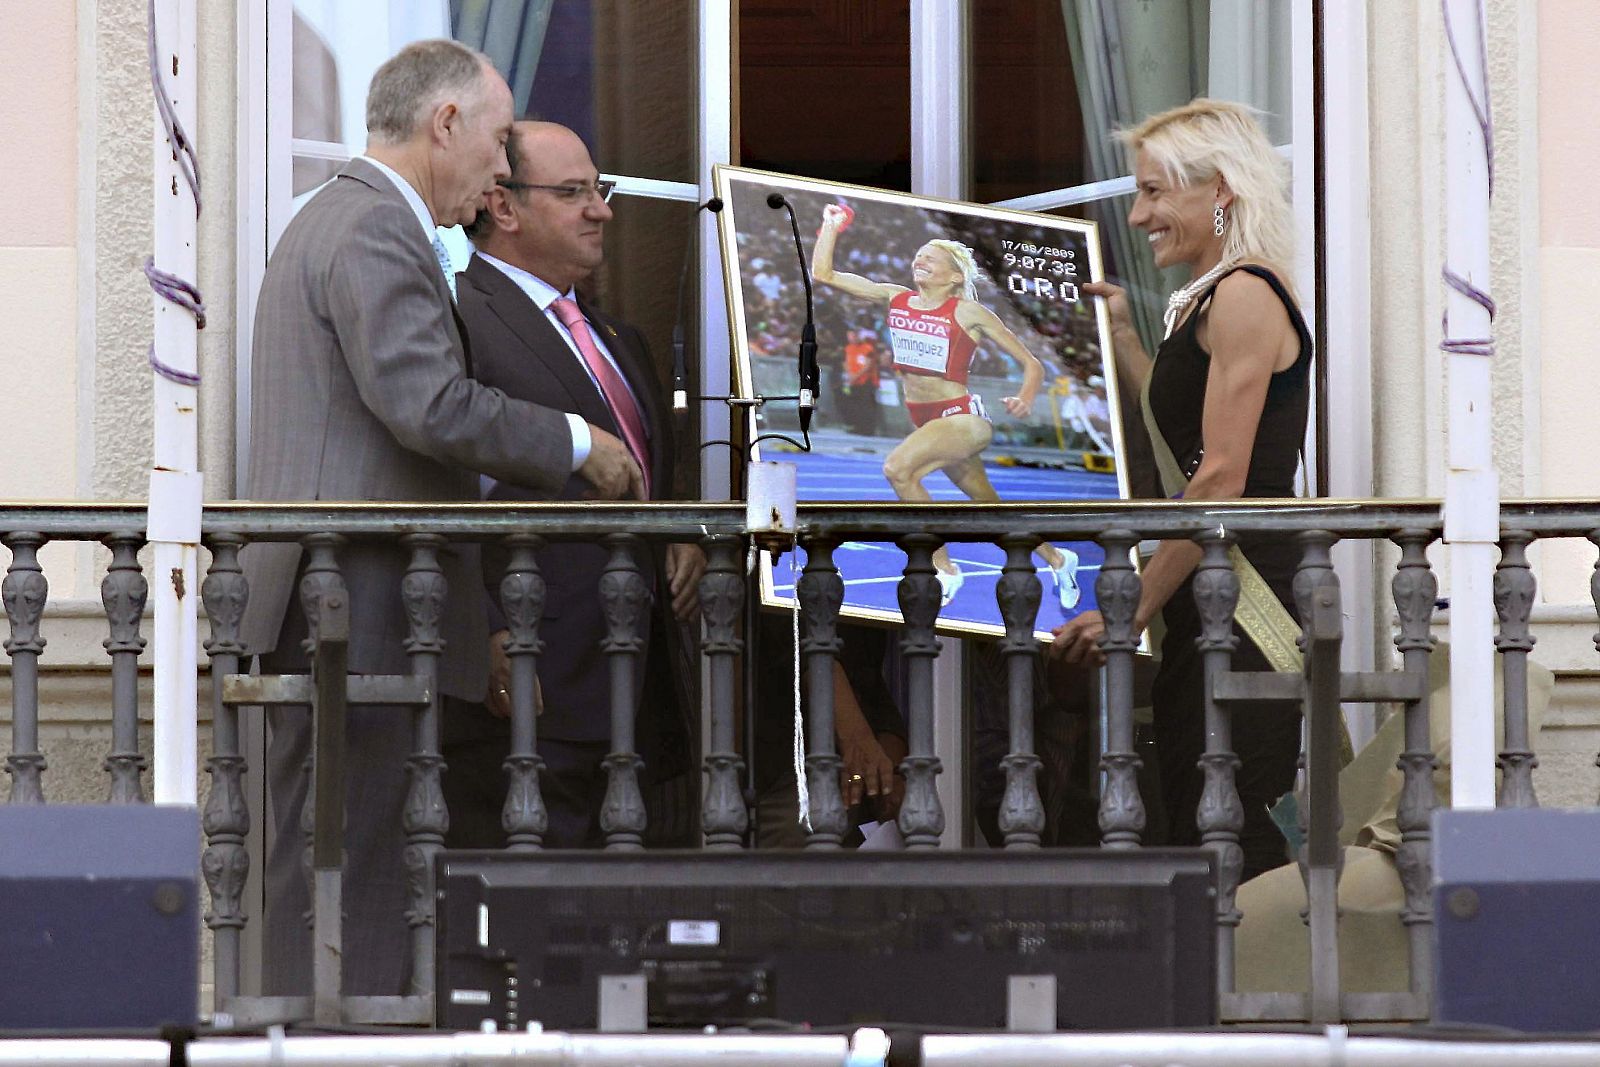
[1050, 610, 1107, 667]
[820, 203, 851, 231]
[1001, 394, 1032, 418]
[1082, 280, 1134, 336]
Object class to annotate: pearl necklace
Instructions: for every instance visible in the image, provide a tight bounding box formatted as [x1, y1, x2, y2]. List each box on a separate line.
[1162, 260, 1236, 339]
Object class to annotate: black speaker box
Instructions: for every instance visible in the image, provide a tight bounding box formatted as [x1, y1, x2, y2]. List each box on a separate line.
[1434, 807, 1600, 1032]
[0, 804, 199, 1031]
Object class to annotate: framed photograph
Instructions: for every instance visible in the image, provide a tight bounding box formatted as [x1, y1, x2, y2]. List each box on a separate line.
[713, 165, 1128, 639]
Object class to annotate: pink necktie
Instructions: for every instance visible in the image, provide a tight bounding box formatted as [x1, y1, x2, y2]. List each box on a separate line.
[550, 297, 651, 497]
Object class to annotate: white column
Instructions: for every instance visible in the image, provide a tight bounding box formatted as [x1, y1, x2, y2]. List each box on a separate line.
[148, 0, 201, 806]
[1442, 0, 1498, 809]
[699, 0, 733, 501]
[911, 0, 968, 847]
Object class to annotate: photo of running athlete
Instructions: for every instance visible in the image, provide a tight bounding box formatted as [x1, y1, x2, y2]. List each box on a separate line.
[812, 203, 1082, 610]
[713, 165, 1124, 641]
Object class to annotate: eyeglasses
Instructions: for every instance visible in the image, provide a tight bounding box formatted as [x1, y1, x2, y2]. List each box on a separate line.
[497, 178, 617, 204]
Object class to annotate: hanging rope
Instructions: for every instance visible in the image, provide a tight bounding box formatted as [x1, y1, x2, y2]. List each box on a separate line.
[1439, 0, 1495, 358]
[146, 0, 205, 386]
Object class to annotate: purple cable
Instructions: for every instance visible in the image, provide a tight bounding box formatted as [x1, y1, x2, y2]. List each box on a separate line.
[1439, 0, 1495, 359]
[146, 0, 204, 387]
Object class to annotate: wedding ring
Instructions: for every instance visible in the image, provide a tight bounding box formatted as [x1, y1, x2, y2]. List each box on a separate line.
[849, 774, 863, 782]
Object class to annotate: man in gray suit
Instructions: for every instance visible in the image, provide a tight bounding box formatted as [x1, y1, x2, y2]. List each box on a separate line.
[447, 121, 704, 849]
[239, 41, 641, 996]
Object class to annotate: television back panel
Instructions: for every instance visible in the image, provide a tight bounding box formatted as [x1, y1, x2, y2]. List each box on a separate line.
[437, 849, 1216, 1031]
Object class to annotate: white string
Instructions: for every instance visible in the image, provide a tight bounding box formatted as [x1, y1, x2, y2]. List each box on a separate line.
[790, 544, 810, 829]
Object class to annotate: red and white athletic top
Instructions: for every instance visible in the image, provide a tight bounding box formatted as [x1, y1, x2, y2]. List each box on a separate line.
[885, 292, 977, 385]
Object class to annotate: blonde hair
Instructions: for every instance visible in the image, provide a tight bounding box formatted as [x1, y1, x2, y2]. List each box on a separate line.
[922, 239, 979, 301]
[1121, 98, 1293, 280]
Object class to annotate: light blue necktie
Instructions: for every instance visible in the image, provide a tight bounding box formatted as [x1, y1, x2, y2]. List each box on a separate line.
[431, 231, 457, 300]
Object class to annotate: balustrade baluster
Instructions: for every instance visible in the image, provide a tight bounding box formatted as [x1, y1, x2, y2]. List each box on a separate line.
[1290, 532, 1347, 880]
[297, 533, 347, 933]
[1493, 530, 1539, 807]
[3, 532, 48, 804]
[599, 534, 649, 850]
[896, 534, 944, 849]
[995, 534, 1044, 849]
[798, 536, 848, 849]
[1591, 529, 1600, 805]
[1193, 532, 1245, 991]
[498, 534, 547, 851]
[201, 534, 251, 1002]
[1392, 528, 1440, 1000]
[698, 535, 747, 849]
[101, 531, 148, 803]
[1095, 530, 1144, 849]
[400, 534, 449, 995]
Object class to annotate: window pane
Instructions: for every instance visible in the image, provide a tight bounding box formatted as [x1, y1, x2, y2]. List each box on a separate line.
[458, 0, 696, 182]
[738, 0, 911, 190]
[290, 0, 695, 188]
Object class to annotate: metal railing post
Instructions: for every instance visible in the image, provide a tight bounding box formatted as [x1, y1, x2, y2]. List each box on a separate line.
[798, 535, 848, 849]
[1193, 532, 1244, 993]
[1391, 528, 1439, 1002]
[1095, 530, 1144, 849]
[698, 535, 747, 849]
[399, 534, 449, 999]
[498, 534, 548, 851]
[102, 531, 149, 803]
[995, 534, 1044, 849]
[201, 534, 251, 1003]
[1493, 530, 1539, 807]
[896, 534, 944, 849]
[599, 534, 649, 850]
[3, 531, 48, 804]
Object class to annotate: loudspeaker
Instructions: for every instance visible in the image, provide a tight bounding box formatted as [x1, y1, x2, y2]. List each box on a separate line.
[1434, 808, 1600, 1032]
[0, 805, 199, 1031]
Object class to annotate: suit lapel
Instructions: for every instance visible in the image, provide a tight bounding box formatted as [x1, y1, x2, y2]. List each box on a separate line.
[464, 257, 613, 429]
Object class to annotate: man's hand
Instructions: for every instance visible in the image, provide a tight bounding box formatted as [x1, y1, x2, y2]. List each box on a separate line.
[578, 425, 644, 500]
[1050, 609, 1107, 667]
[838, 722, 896, 810]
[664, 542, 706, 621]
[485, 629, 543, 718]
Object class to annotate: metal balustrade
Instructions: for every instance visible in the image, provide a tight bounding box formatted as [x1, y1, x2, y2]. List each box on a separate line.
[0, 498, 1595, 1027]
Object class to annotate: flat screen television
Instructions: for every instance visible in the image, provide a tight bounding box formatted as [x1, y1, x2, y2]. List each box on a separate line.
[437, 849, 1216, 1031]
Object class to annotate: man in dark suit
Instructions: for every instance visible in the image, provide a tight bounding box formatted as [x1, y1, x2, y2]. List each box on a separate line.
[239, 43, 645, 996]
[448, 120, 704, 848]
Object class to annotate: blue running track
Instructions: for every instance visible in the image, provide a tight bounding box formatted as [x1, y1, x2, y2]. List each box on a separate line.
[766, 449, 1121, 634]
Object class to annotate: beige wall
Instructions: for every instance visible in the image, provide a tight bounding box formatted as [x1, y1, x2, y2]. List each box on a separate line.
[1537, 0, 1600, 604]
[0, 6, 78, 501]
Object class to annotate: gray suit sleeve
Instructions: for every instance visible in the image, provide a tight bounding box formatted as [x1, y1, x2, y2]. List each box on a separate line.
[326, 201, 574, 491]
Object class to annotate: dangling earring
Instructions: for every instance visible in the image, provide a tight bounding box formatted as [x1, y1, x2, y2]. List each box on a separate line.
[1213, 203, 1226, 237]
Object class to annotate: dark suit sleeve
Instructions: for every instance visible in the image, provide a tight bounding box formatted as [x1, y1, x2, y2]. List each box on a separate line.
[838, 624, 904, 740]
[325, 201, 575, 492]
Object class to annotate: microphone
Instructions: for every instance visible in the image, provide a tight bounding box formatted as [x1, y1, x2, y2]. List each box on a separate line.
[766, 192, 819, 435]
[672, 196, 725, 413]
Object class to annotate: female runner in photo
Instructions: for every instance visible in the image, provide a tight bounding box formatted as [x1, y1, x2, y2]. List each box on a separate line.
[813, 204, 1081, 610]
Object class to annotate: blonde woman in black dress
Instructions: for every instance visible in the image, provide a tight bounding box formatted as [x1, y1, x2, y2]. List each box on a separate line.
[1052, 99, 1311, 881]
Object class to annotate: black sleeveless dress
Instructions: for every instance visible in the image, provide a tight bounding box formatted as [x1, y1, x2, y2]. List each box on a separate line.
[1146, 264, 1311, 882]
